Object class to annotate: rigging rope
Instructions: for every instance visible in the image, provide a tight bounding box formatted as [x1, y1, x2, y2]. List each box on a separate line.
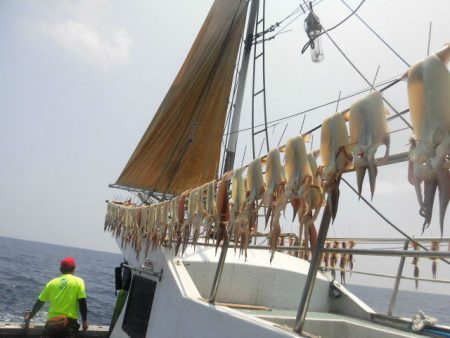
[301, 0, 413, 130]
[340, 0, 410, 67]
[341, 177, 450, 266]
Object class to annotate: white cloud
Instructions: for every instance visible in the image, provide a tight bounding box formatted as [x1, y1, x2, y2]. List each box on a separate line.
[24, 0, 131, 69]
[39, 20, 131, 69]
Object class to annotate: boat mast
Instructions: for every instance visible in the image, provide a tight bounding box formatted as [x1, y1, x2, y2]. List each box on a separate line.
[223, 0, 260, 173]
[210, 0, 260, 305]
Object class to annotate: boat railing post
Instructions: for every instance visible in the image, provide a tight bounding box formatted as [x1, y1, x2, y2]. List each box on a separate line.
[387, 239, 410, 316]
[209, 237, 229, 304]
[294, 186, 335, 333]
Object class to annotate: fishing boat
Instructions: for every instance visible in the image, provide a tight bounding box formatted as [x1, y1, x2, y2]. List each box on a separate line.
[101, 0, 450, 337]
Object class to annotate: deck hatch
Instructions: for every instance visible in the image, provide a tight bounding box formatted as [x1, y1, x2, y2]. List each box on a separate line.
[122, 275, 157, 338]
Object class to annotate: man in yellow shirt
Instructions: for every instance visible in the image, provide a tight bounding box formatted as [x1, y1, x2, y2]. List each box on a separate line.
[25, 257, 88, 338]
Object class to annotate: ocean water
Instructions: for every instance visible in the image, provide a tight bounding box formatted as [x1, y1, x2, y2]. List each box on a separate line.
[0, 236, 448, 326]
[0, 236, 122, 325]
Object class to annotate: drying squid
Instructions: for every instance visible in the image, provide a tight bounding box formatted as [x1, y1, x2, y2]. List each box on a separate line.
[339, 241, 347, 285]
[159, 201, 170, 246]
[411, 241, 420, 289]
[299, 153, 324, 253]
[152, 203, 165, 250]
[263, 148, 286, 261]
[203, 181, 217, 244]
[192, 186, 206, 249]
[246, 158, 265, 236]
[230, 167, 246, 251]
[175, 194, 186, 255]
[182, 189, 197, 253]
[145, 205, 156, 257]
[320, 113, 353, 220]
[284, 136, 313, 219]
[430, 240, 439, 279]
[215, 173, 231, 254]
[167, 198, 178, 249]
[349, 91, 390, 199]
[330, 241, 339, 280]
[407, 43, 450, 236]
[348, 240, 355, 274]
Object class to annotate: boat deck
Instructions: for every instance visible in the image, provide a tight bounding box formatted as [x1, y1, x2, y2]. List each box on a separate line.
[231, 308, 443, 338]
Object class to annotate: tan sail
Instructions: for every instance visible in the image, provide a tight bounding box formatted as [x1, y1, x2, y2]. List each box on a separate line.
[116, 0, 248, 195]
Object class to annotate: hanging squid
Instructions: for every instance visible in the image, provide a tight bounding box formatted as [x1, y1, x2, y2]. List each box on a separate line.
[348, 240, 355, 274]
[230, 167, 246, 254]
[320, 113, 353, 221]
[339, 241, 347, 285]
[349, 91, 390, 199]
[284, 136, 313, 219]
[159, 201, 170, 246]
[430, 240, 440, 279]
[203, 181, 217, 244]
[263, 148, 286, 262]
[192, 185, 207, 249]
[245, 158, 265, 238]
[411, 241, 420, 289]
[175, 194, 186, 255]
[215, 173, 231, 254]
[407, 43, 450, 236]
[299, 152, 324, 254]
[152, 203, 165, 250]
[329, 241, 339, 280]
[284, 136, 314, 251]
[145, 205, 156, 257]
[167, 198, 179, 249]
[182, 189, 197, 253]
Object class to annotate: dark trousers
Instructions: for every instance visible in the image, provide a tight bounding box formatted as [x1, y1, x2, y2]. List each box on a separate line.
[43, 318, 80, 338]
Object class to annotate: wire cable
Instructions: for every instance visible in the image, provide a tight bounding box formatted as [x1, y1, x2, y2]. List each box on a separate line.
[302, 0, 413, 130]
[341, 177, 450, 266]
[340, 0, 410, 67]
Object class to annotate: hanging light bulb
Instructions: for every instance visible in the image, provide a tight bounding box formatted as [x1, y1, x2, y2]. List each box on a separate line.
[304, 2, 324, 63]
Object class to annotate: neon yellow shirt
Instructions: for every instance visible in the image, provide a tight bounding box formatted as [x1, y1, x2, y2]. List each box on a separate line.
[38, 274, 86, 319]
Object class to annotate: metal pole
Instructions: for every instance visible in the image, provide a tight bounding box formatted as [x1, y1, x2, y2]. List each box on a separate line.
[388, 239, 409, 315]
[210, 0, 260, 304]
[224, 0, 260, 171]
[294, 184, 336, 333]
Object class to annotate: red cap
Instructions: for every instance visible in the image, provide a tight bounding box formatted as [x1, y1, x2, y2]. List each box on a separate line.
[60, 257, 76, 269]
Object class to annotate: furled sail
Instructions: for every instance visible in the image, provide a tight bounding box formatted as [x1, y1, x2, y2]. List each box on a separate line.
[116, 0, 248, 195]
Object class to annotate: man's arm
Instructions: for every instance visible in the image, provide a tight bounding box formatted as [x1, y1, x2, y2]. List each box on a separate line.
[79, 298, 88, 331]
[24, 299, 45, 322]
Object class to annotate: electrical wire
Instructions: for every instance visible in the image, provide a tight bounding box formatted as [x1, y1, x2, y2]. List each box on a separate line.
[223, 74, 403, 138]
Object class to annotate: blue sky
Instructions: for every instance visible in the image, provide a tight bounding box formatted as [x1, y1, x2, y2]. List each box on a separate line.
[1, 0, 449, 293]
